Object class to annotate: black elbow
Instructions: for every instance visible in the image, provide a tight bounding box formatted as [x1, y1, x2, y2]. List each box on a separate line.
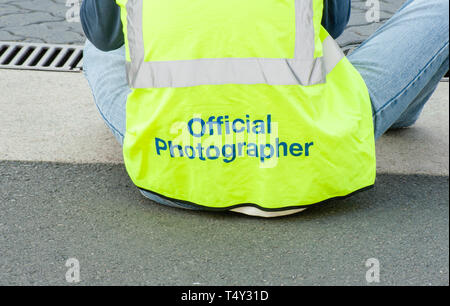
[80, 0, 124, 52]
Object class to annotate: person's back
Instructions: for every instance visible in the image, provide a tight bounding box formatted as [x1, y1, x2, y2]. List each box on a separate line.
[81, 0, 449, 217]
[81, 0, 351, 52]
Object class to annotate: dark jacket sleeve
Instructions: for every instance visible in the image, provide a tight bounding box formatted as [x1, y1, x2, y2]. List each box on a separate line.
[80, 0, 124, 51]
[322, 0, 352, 39]
[80, 0, 351, 52]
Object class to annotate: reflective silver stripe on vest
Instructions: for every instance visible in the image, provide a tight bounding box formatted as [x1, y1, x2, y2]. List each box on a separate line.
[125, 0, 144, 87]
[125, 0, 343, 88]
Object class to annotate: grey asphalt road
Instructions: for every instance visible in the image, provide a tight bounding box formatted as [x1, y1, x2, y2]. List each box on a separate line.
[0, 161, 448, 286]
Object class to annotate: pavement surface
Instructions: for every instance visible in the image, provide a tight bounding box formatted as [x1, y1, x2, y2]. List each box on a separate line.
[1, 0, 449, 286]
[0, 0, 84, 45]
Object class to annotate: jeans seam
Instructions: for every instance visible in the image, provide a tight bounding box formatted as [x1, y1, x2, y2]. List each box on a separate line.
[83, 66, 125, 140]
[375, 40, 449, 116]
[93, 101, 124, 139]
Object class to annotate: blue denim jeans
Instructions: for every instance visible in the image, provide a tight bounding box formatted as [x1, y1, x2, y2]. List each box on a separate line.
[83, 0, 449, 209]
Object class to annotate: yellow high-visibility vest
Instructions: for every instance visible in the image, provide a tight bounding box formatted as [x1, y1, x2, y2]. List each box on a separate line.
[116, 0, 376, 213]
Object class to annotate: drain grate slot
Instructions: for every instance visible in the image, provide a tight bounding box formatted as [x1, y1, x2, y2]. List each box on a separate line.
[0, 45, 8, 58]
[27, 47, 49, 67]
[43, 47, 63, 67]
[1, 45, 21, 65]
[70, 51, 83, 70]
[14, 46, 36, 66]
[56, 48, 75, 68]
[0, 42, 83, 72]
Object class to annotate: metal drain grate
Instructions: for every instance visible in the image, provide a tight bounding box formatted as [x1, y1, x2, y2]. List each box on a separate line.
[0, 42, 83, 72]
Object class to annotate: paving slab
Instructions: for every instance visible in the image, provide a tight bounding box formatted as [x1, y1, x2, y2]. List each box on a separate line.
[0, 69, 448, 176]
[0, 0, 84, 45]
